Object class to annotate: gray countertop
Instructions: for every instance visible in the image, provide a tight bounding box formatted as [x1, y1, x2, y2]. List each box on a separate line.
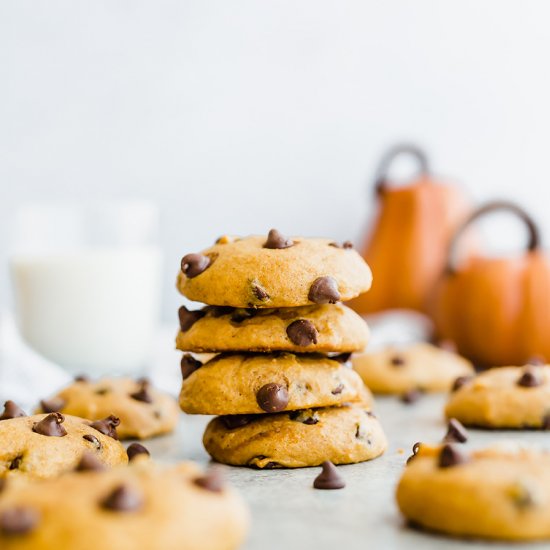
[147, 393, 550, 550]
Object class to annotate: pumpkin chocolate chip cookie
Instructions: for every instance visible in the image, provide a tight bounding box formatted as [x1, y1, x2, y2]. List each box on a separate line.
[179, 352, 372, 415]
[177, 230, 372, 308]
[176, 302, 369, 353]
[397, 442, 550, 541]
[204, 405, 386, 468]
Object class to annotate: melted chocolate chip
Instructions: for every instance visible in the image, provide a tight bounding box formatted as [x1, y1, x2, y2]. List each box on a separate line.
[130, 379, 153, 404]
[39, 397, 65, 413]
[0, 401, 27, 421]
[332, 353, 352, 364]
[451, 376, 473, 392]
[101, 484, 143, 512]
[517, 367, 543, 388]
[390, 355, 405, 367]
[193, 468, 224, 493]
[286, 319, 318, 347]
[89, 415, 120, 440]
[220, 415, 253, 430]
[9, 456, 22, 470]
[256, 383, 289, 412]
[32, 413, 67, 437]
[0, 507, 39, 536]
[181, 253, 211, 278]
[83, 434, 102, 450]
[126, 443, 150, 462]
[331, 383, 344, 395]
[178, 305, 206, 332]
[308, 276, 340, 304]
[251, 283, 270, 302]
[438, 443, 469, 468]
[401, 389, 422, 404]
[230, 308, 257, 323]
[443, 418, 468, 444]
[289, 410, 319, 425]
[263, 229, 294, 249]
[313, 461, 346, 490]
[180, 354, 203, 380]
[76, 452, 106, 472]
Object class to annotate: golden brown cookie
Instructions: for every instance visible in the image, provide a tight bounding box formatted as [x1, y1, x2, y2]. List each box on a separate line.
[37, 377, 179, 440]
[0, 408, 127, 480]
[0, 461, 249, 550]
[177, 231, 372, 308]
[179, 352, 372, 415]
[352, 343, 474, 394]
[176, 303, 369, 353]
[445, 365, 550, 428]
[204, 405, 386, 468]
[397, 442, 550, 541]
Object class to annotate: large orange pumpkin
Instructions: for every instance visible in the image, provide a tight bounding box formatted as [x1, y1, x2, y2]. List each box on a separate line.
[432, 201, 550, 367]
[350, 144, 471, 314]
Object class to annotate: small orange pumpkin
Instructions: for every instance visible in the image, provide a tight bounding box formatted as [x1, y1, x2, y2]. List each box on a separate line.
[350, 145, 471, 314]
[432, 201, 550, 367]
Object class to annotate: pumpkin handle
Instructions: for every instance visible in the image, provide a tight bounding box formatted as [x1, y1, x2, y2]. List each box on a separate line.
[374, 144, 429, 194]
[446, 200, 541, 273]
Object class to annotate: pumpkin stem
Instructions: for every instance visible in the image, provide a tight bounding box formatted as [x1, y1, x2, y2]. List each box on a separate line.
[373, 144, 429, 194]
[446, 200, 541, 273]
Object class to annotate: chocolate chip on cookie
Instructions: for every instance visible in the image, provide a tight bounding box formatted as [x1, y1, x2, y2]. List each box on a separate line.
[76, 451, 106, 472]
[451, 375, 473, 392]
[256, 383, 289, 413]
[101, 484, 143, 512]
[89, 415, 120, 440]
[0, 401, 27, 420]
[332, 352, 352, 364]
[181, 354, 202, 380]
[178, 305, 207, 332]
[286, 319, 318, 347]
[263, 229, 294, 249]
[220, 415, 254, 430]
[130, 379, 153, 404]
[289, 410, 319, 425]
[9, 456, 22, 470]
[438, 444, 469, 468]
[331, 383, 345, 395]
[406, 442, 422, 464]
[39, 397, 65, 413]
[181, 253, 211, 278]
[308, 276, 340, 304]
[251, 282, 270, 302]
[83, 434, 102, 450]
[329, 240, 354, 249]
[313, 461, 346, 490]
[193, 468, 225, 493]
[390, 355, 405, 367]
[443, 418, 468, 444]
[32, 412, 67, 437]
[517, 367, 543, 388]
[0, 507, 39, 536]
[126, 443, 150, 462]
[401, 389, 422, 404]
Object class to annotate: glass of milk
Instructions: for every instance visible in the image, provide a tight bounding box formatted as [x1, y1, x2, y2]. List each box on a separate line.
[9, 201, 162, 377]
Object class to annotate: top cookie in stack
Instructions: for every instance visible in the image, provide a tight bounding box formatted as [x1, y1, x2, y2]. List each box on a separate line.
[176, 230, 387, 468]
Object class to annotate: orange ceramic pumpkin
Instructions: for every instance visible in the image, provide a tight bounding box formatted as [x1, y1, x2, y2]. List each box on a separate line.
[432, 201, 550, 367]
[350, 145, 471, 314]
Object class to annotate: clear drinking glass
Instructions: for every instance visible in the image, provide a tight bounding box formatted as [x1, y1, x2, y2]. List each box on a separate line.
[9, 200, 162, 377]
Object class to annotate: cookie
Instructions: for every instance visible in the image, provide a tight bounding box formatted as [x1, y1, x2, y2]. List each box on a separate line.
[37, 377, 179, 440]
[352, 343, 474, 394]
[204, 405, 387, 468]
[445, 365, 550, 428]
[176, 303, 369, 353]
[179, 352, 372, 415]
[0, 461, 249, 550]
[397, 442, 550, 541]
[177, 231, 372, 308]
[0, 408, 127, 480]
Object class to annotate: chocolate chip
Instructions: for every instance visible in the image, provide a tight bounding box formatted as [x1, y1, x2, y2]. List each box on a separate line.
[0, 507, 39, 536]
[9, 456, 22, 470]
[263, 461, 280, 469]
[390, 355, 405, 367]
[220, 415, 253, 430]
[331, 383, 344, 395]
[193, 468, 224, 493]
[181, 253, 211, 278]
[130, 379, 153, 404]
[89, 415, 120, 440]
[313, 461, 346, 490]
[542, 415, 550, 430]
[263, 229, 294, 249]
[308, 276, 340, 304]
[0, 401, 27, 420]
[451, 376, 473, 392]
[329, 241, 353, 249]
[251, 283, 270, 302]
[39, 397, 65, 413]
[400, 389, 422, 404]
[438, 443, 469, 468]
[178, 305, 206, 332]
[256, 383, 289, 412]
[406, 442, 422, 464]
[74, 374, 89, 382]
[286, 319, 318, 347]
[76, 451, 106, 472]
[32, 412, 67, 437]
[332, 353, 352, 364]
[289, 410, 319, 425]
[517, 367, 543, 388]
[230, 308, 257, 323]
[180, 354, 202, 380]
[101, 484, 143, 512]
[443, 418, 468, 443]
[83, 434, 102, 450]
[126, 443, 150, 461]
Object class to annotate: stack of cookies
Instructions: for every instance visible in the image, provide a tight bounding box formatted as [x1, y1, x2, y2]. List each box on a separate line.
[176, 230, 387, 468]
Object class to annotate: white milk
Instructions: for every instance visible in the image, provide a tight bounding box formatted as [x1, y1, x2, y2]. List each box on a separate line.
[10, 247, 162, 376]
